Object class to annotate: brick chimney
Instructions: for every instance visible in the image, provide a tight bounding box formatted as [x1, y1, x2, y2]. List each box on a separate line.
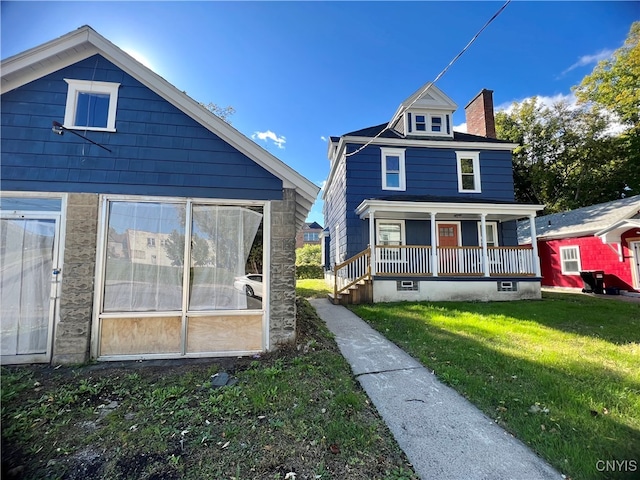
[465, 89, 496, 138]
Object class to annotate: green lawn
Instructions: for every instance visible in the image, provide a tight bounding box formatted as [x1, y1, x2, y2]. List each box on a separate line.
[296, 278, 332, 299]
[350, 293, 640, 480]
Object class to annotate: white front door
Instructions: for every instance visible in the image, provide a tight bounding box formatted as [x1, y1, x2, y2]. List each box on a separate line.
[1, 214, 61, 364]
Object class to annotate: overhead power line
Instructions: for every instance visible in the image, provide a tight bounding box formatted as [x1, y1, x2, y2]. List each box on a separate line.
[345, 0, 512, 157]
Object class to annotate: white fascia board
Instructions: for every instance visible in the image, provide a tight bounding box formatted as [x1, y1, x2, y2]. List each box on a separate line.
[342, 135, 518, 151]
[596, 219, 640, 243]
[85, 31, 319, 206]
[1, 29, 98, 94]
[356, 199, 544, 220]
[1, 26, 320, 212]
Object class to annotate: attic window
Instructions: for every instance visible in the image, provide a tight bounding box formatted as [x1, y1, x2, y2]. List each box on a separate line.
[431, 116, 442, 132]
[64, 79, 120, 131]
[409, 113, 448, 136]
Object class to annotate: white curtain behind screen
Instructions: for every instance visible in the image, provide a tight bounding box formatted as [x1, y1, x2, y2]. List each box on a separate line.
[0, 219, 54, 355]
[189, 206, 263, 310]
[103, 202, 184, 312]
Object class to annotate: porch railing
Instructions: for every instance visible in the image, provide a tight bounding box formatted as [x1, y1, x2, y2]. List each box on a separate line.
[334, 247, 371, 297]
[376, 246, 432, 275]
[373, 245, 535, 277]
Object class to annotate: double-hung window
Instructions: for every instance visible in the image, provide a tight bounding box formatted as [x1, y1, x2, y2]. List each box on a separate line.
[478, 222, 499, 247]
[560, 246, 581, 275]
[410, 113, 447, 135]
[64, 79, 120, 131]
[381, 147, 406, 191]
[456, 151, 481, 193]
[377, 220, 405, 262]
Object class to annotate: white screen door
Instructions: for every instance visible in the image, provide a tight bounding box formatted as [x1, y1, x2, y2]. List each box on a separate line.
[1, 214, 61, 364]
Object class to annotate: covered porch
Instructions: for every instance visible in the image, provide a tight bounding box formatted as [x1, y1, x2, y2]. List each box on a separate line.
[331, 198, 544, 303]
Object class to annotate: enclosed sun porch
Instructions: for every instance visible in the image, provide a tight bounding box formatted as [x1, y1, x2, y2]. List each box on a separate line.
[328, 198, 544, 304]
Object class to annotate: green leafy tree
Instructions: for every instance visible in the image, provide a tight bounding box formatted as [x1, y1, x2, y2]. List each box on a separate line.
[296, 244, 321, 266]
[574, 21, 640, 129]
[496, 99, 634, 212]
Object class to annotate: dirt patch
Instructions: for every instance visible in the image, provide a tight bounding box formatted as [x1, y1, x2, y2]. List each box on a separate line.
[1, 299, 416, 480]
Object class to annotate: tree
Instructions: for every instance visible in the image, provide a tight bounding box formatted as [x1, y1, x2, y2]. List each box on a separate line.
[295, 244, 323, 279]
[496, 99, 634, 212]
[574, 22, 640, 129]
[296, 244, 321, 266]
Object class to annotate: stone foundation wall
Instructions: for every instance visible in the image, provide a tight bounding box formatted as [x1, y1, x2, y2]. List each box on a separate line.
[269, 189, 298, 348]
[52, 193, 99, 364]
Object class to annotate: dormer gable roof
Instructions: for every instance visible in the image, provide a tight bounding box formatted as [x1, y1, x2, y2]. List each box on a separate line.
[389, 83, 457, 133]
[1, 25, 319, 228]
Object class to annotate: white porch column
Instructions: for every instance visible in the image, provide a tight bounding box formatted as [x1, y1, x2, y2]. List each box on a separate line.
[369, 210, 376, 276]
[529, 214, 541, 276]
[481, 214, 490, 277]
[430, 212, 438, 277]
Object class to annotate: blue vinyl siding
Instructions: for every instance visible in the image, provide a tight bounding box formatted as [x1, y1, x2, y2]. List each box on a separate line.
[336, 142, 517, 257]
[1, 55, 283, 200]
[345, 144, 514, 202]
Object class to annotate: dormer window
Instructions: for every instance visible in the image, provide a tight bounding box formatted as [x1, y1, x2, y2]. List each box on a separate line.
[408, 112, 450, 136]
[431, 116, 442, 133]
[64, 79, 120, 131]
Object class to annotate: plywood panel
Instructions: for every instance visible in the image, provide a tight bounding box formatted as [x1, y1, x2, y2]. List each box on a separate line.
[100, 317, 181, 355]
[187, 315, 263, 353]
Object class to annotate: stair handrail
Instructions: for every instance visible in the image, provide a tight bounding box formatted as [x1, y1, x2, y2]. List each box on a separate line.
[334, 247, 371, 298]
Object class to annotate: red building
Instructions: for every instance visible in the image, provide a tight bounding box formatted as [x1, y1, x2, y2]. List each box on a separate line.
[518, 196, 640, 293]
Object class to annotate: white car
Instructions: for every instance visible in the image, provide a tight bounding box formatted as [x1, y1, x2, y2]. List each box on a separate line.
[234, 274, 263, 298]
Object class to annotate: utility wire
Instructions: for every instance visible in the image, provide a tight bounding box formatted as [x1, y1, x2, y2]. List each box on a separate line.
[345, 0, 511, 157]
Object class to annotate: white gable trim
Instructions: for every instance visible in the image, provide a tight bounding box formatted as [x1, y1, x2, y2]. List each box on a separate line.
[1, 26, 319, 227]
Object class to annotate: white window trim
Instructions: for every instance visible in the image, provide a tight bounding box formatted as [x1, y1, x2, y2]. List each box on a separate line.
[64, 79, 120, 132]
[477, 222, 499, 247]
[376, 219, 406, 263]
[429, 114, 444, 134]
[376, 219, 406, 245]
[456, 151, 481, 193]
[408, 111, 450, 137]
[559, 246, 582, 275]
[381, 147, 406, 191]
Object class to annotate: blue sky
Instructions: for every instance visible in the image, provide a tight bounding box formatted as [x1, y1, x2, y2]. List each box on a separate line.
[2, 1, 638, 225]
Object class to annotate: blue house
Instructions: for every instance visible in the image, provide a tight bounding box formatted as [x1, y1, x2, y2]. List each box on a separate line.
[0, 26, 319, 365]
[323, 85, 544, 303]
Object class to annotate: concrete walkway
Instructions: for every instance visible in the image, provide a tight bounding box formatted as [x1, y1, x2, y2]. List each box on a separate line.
[309, 298, 562, 480]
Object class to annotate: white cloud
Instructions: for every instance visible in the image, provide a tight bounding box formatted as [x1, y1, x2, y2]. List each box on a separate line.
[320, 136, 327, 142]
[316, 180, 327, 191]
[495, 93, 578, 114]
[453, 122, 467, 133]
[251, 130, 286, 149]
[562, 49, 613, 75]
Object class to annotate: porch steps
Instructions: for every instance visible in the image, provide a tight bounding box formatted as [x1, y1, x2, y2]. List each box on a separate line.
[328, 279, 373, 305]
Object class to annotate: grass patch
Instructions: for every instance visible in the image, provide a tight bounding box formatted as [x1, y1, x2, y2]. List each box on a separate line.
[350, 292, 640, 480]
[1, 298, 416, 480]
[296, 278, 332, 299]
